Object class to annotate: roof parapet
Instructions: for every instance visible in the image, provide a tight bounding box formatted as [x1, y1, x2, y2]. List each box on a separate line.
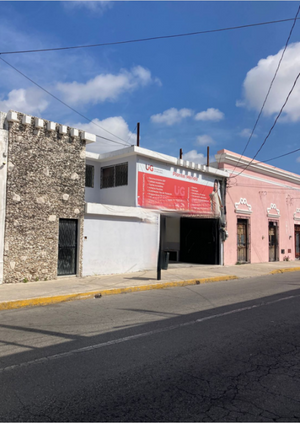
[5, 110, 96, 144]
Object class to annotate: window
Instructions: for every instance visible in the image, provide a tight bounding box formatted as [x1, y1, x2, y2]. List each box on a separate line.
[116, 163, 128, 186]
[101, 162, 128, 189]
[85, 165, 94, 188]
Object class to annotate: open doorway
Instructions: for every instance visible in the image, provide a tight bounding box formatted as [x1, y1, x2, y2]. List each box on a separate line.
[180, 217, 220, 265]
[163, 216, 220, 265]
[269, 221, 278, 262]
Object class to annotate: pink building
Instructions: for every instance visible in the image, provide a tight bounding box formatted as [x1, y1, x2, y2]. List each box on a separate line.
[217, 150, 300, 265]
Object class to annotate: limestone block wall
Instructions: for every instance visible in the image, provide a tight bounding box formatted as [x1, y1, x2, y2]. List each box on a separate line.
[3, 111, 86, 283]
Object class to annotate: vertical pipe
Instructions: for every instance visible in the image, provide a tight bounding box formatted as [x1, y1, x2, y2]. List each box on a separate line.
[207, 146, 210, 167]
[137, 122, 140, 147]
[157, 215, 165, 280]
[179, 148, 183, 159]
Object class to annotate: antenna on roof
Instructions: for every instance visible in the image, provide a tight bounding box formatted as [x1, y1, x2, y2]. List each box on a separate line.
[137, 122, 140, 147]
[179, 148, 183, 159]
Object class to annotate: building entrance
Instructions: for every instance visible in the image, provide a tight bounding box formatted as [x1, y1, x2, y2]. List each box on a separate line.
[237, 219, 248, 263]
[58, 219, 78, 276]
[269, 221, 278, 262]
[180, 217, 220, 265]
[295, 225, 300, 259]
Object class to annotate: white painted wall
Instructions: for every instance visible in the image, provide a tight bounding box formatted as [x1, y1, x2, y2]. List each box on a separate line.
[0, 112, 8, 284]
[165, 216, 180, 251]
[82, 214, 159, 276]
[85, 156, 137, 206]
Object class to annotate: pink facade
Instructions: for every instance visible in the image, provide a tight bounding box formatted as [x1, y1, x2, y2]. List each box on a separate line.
[217, 150, 300, 265]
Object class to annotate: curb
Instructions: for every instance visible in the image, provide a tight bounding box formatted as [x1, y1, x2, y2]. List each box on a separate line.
[0, 275, 238, 311]
[270, 267, 300, 275]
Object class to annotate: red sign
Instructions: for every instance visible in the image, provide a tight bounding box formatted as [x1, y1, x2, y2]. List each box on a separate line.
[137, 172, 213, 214]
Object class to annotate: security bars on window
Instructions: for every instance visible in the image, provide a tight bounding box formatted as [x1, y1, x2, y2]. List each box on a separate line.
[85, 165, 94, 188]
[101, 162, 128, 189]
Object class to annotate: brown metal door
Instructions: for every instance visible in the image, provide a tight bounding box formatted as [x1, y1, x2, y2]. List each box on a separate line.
[295, 225, 300, 259]
[237, 219, 247, 263]
[269, 222, 277, 262]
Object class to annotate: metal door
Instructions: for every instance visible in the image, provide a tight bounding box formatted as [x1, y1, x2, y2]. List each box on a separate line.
[269, 222, 278, 262]
[237, 219, 247, 262]
[295, 225, 300, 259]
[58, 219, 78, 276]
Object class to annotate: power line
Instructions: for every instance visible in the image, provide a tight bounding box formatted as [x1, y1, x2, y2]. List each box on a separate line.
[0, 17, 300, 56]
[125, 124, 137, 145]
[230, 4, 300, 175]
[227, 147, 300, 179]
[229, 70, 300, 179]
[261, 147, 300, 164]
[0, 56, 130, 147]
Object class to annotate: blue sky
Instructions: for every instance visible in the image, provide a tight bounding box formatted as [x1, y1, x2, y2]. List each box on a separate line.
[1, 1, 300, 173]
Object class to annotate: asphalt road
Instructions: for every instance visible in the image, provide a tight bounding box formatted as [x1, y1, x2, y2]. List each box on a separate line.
[1, 272, 300, 421]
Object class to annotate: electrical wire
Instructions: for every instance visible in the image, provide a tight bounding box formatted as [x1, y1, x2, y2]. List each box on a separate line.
[230, 4, 300, 175]
[229, 70, 300, 179]
[125, 124, 137, 145]
[0, 56, 130, 147]
[0, 17, 299, 56]
[260, 147, 300, 164]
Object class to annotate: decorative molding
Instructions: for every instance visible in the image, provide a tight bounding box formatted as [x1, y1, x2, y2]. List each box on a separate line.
[267, 203, 280, 218]
[234, 198, 252, 215]
[85, 147, 227, 178]
[294, 208, 300, 221]
[215, 150, 300, 186]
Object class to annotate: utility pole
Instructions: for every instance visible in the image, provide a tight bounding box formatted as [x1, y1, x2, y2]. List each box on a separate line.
[137, 122, 140, 147]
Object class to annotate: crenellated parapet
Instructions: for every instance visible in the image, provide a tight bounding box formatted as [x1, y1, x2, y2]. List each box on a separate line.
[6, 110, 96, 144]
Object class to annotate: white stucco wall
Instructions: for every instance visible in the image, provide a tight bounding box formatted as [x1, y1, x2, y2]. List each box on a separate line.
[85, 156, 137, 206]
[82, 214, 159, 276]
[0, 112, 8, 284]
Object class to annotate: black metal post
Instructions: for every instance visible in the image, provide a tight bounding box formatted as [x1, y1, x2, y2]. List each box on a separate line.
[157, 214, 165, 280]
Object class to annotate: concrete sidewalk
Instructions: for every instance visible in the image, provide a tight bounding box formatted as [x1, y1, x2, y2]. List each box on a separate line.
[1, 261, 300, 311]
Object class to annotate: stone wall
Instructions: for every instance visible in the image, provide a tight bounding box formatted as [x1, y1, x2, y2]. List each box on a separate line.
[0, 112, 9, 283]
[3, 111, 86, 283]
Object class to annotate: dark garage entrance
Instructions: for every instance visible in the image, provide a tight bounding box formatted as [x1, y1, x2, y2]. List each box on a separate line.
[180, 217, 220, 265]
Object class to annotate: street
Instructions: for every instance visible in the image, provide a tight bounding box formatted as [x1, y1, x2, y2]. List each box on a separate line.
[1, 272, 300, 421]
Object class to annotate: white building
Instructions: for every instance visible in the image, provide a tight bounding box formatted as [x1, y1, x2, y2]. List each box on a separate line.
[83, 146, 228, 277]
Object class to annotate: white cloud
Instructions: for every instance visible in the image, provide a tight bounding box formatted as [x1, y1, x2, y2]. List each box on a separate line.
[296, 156, 300, 163]
[195, 134, 215, 146]
[195, 108, 224, 122]
[56, 66, 157, 105]
[239, 128, 257, 138]
[182, 150, 206, 164]
[0, 88, 48, 115]
[69, 116, 136, 154]
[151, 108, 193, 126]
[63, 1, 113, 14]
[238, 42, 300, 122]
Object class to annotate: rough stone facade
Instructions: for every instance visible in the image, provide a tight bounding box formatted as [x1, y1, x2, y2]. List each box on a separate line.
[3, 111, 86, 283]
